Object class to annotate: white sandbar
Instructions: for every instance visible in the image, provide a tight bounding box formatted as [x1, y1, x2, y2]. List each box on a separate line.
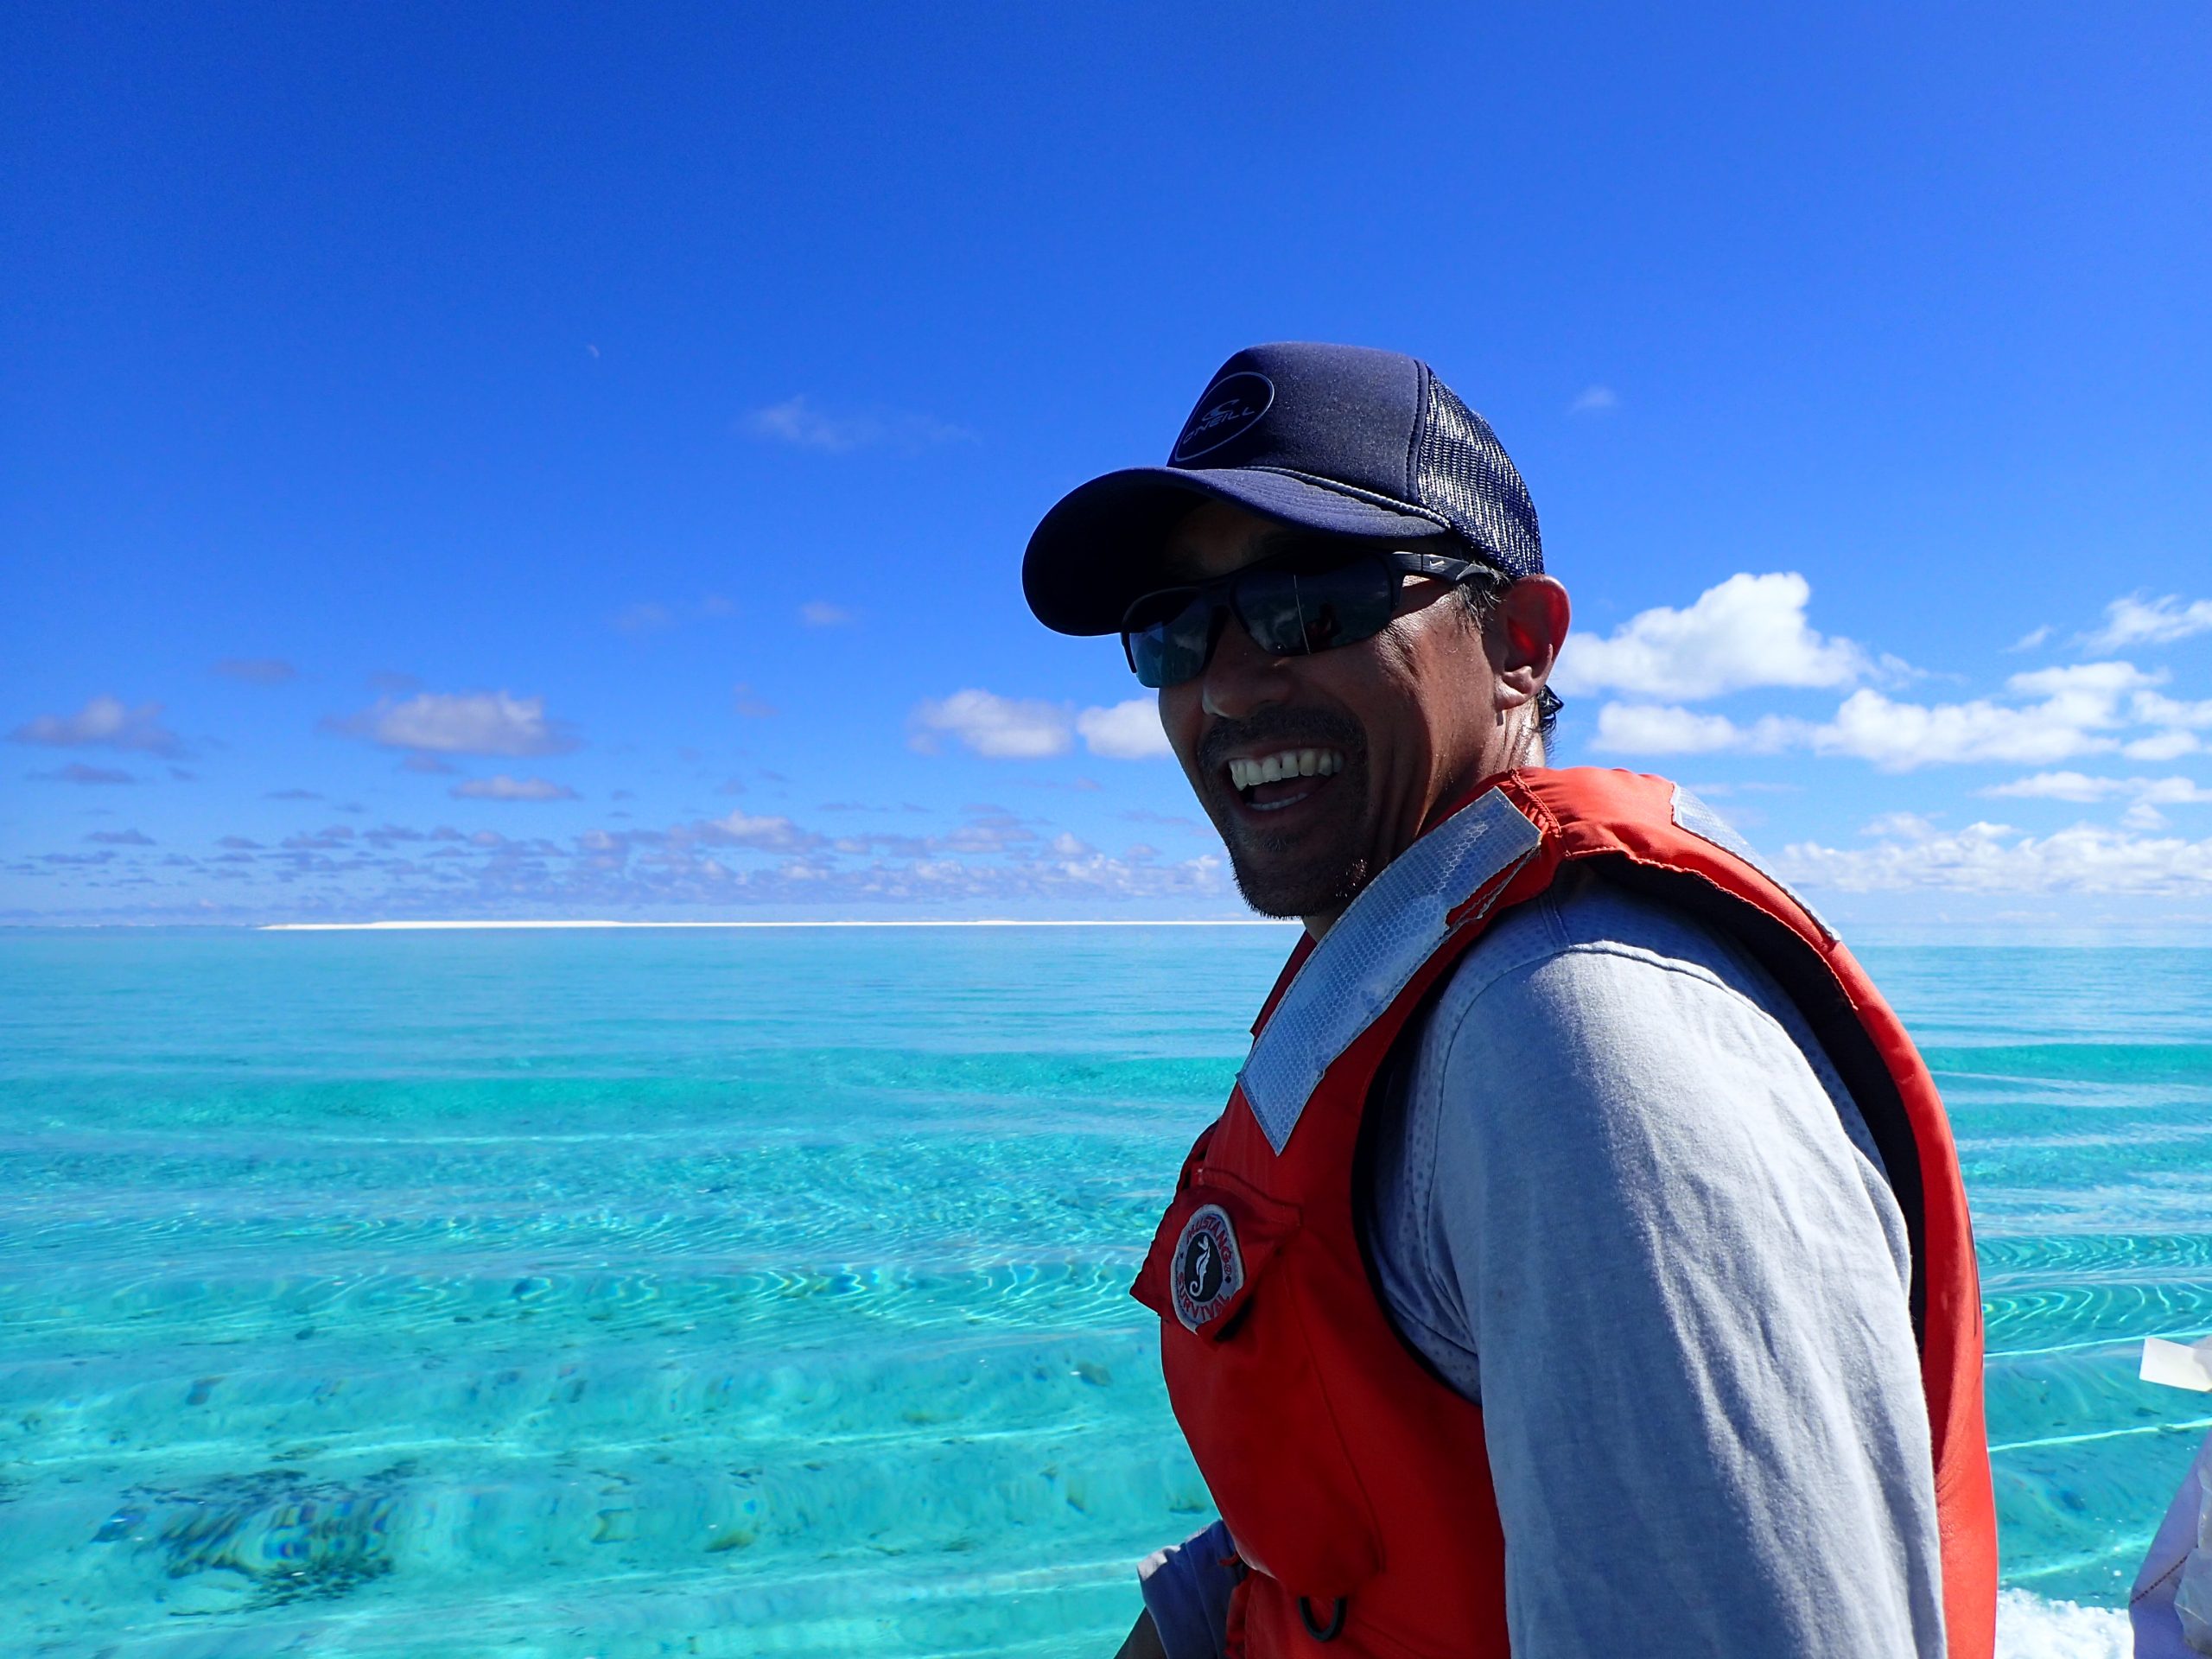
[261, 918, 1292, 931]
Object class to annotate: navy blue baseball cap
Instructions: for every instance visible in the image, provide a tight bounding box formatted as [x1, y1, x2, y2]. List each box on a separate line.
[1024, 341, 1542, 635]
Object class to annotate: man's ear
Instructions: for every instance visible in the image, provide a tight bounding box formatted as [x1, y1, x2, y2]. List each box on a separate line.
[1497, 576, 1570, 697]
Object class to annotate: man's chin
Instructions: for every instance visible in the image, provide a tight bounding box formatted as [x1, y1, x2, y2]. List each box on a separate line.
[1226, 844, 1372, 920]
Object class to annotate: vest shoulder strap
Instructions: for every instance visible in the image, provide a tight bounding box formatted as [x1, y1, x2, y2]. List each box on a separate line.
[1237, 789, 1541, 1154]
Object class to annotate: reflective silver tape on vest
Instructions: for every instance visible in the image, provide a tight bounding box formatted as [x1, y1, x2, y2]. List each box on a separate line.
[1238, 788, 1542, 1154]
[1669, 783, 1834, 942]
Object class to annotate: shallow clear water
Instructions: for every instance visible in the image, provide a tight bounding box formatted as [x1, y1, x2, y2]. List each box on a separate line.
[0, 928, 2205, 1656]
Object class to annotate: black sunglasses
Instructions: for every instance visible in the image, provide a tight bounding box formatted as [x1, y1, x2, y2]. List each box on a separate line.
[1120, 546, 1484, 689]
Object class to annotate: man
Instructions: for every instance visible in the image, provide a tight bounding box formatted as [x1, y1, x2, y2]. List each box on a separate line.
[1021, 343, 1997, 1659]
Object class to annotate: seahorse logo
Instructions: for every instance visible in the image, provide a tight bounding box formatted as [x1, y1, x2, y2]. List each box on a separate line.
[1170, 1204, 1243, 1332]
[1184, 1232, 1218, 1302]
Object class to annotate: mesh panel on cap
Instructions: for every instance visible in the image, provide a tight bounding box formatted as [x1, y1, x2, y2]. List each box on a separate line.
[1417, 377, 1544, 576]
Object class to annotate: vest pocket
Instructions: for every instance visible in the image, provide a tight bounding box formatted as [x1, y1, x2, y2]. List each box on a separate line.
[1134, 1166, 1295, 1341]
[1135, 1166, 1384, 1599]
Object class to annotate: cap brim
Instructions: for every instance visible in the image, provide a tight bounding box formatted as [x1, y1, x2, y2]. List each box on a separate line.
[1022, 466, 1446, 636]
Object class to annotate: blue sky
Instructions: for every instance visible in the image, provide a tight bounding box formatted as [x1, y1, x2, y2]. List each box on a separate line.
[5, 3, 2209, 926]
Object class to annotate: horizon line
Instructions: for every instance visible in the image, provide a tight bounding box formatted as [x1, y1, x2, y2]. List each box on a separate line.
[259, 918, 1297, 931]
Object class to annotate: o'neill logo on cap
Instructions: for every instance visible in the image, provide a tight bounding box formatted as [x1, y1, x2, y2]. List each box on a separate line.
[1171, 372, 1274, 464]
[1170, 1203, 1244, 1332]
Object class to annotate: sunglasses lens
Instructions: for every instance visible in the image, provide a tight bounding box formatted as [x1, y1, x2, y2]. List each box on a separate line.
[1236, 556, 1396, 657]
[1120, 553, 1404, 686]
[1123, 591, 1217, 688]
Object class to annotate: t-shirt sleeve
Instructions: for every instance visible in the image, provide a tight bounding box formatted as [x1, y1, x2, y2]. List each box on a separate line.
[1136, 1518, 1239, 1659]
[1427, 940, 1949, 1658]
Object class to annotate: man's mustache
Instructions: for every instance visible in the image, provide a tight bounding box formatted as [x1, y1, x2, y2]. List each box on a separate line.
[1198, 709, 1364, 773]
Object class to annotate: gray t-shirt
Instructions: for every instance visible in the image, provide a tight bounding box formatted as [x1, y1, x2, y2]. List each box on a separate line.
[1138, 866, 1947, 1659]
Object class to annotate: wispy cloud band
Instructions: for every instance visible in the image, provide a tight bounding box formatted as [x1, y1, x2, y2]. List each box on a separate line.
[745, 396, 972, 454]
[908, 690, 1171, 760]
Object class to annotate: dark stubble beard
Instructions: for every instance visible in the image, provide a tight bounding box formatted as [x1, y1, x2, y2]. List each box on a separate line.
[1197, 709, 1373, 919]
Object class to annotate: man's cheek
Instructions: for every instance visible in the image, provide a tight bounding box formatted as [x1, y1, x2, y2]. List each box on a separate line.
[1161, 695, 1206, 791]
[1169, 738, 1208, 802]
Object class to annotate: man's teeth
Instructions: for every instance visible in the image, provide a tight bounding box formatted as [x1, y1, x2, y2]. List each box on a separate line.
[1228, 748, 1344, 790]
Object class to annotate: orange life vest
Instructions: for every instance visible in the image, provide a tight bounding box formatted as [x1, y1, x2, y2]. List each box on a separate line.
[1132, 768, 1997, 1657]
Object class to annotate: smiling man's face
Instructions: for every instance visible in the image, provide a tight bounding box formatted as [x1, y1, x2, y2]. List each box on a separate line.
[1155, 500, 1560, 933]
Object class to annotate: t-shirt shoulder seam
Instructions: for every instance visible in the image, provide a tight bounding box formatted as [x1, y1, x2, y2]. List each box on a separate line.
[1431, 893, 1573, 1011]
[1417, 934, 1821, 1153]
[1448, 935, 1771, 1033]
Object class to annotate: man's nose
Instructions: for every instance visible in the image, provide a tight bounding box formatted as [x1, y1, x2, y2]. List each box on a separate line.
[1200, 612, 1296, 721]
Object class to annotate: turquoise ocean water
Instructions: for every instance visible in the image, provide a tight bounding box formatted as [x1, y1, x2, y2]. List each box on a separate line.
[3, 926, 2208, 1656]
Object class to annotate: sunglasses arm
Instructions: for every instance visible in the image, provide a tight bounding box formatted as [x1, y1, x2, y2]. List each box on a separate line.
[1392, 550, 1480, 582]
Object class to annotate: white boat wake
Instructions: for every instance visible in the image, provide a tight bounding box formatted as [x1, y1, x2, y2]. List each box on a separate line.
[1996, 1588, 2131, 1658]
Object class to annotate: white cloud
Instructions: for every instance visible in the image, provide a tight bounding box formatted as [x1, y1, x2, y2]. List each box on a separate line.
[1591, 660, 2182, 770]
[2133, 690, 2212, 728]
[1982, 770, 2212, 828]
[10, 695, 181, 754]
[1808, 663, 2158, 771]
[23, 784, 1255, 918]
[1553, 573, 1871, 701]
[2127, 782, 2212, 826]
[450, 775, 579, 802]
[909, 690, 1073, 760]
[2009, 625, 2053, 652]
[1569, 385, 1618, 415]
[693, 810, 821, 853]
[1983, 772, 2212, 805]
[2122, 690, 2212, 760]
[2006, 662, 2158, 702]
[1861, 810, 1942, 841]
[1810, 687, 2101, 769]
[1983, 771, 2132, 803]
[1076, 698, 1173, 760]
[909, 690, 1176, 762]
[1782, 820, 2212, 894]
[335, 691, 578, 757]
[745, 396, 971, 453]
[747, 397, 858, 450]
[2123, 778, 2212, 828]
[1554, 575, 2212, 776]
[2124, 730, 2200, 761]
[1592, 703, 1800, 754]
[800, 601, 853, 627]
[2085, 592, 2212, 651]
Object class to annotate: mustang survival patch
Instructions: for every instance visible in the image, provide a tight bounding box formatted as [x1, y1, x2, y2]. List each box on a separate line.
[1171, 1202, 1245, 1332]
